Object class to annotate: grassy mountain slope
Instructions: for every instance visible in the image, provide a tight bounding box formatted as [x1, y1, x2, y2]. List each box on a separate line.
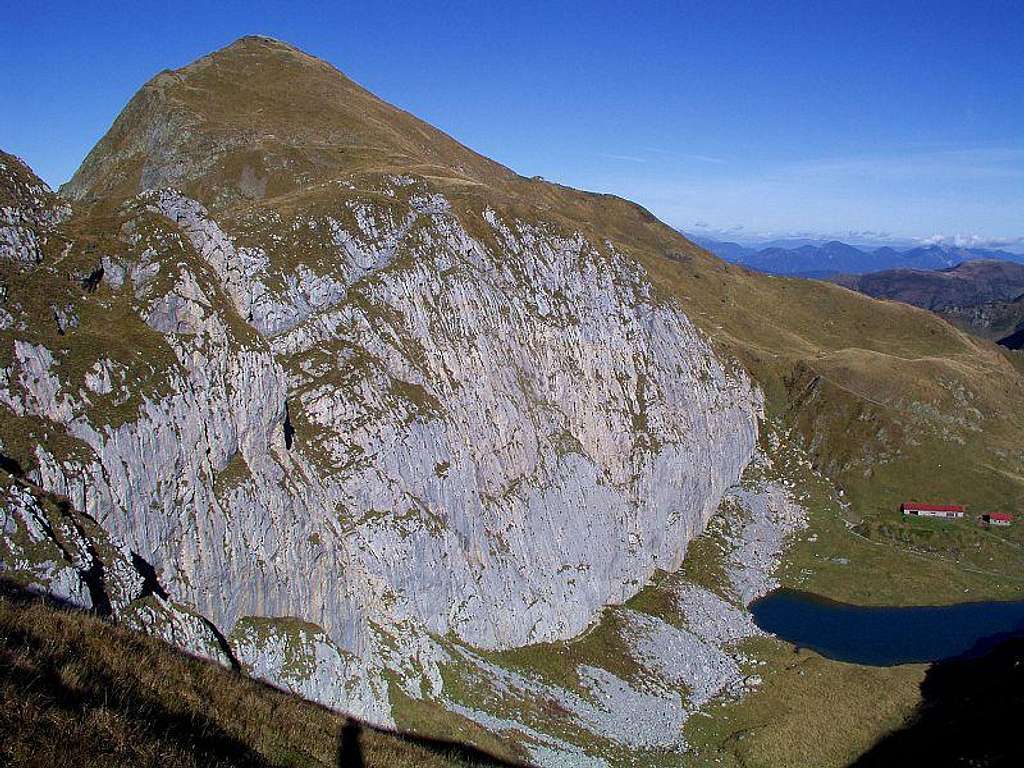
[835, 260, 1024, 344]
[0, 576, 525, 768]
[60, 36, 515, 210]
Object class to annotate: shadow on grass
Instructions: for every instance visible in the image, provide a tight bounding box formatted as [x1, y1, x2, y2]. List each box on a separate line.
[0, 581, 272, 767]
[0, 577, 531, 768]
[335, 715, 532, 768]
[850, 632, 1024, 767]
[338, 720, 365, 767]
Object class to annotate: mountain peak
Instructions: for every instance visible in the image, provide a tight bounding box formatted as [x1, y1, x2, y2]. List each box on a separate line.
[183, 34, 329, 74]
[60, 37, 512, 209]
[224, 34, 301, 50]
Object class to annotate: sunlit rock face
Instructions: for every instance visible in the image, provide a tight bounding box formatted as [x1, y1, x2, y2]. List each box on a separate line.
[1, 150, 761, 721]
[1, 27, 765, 730]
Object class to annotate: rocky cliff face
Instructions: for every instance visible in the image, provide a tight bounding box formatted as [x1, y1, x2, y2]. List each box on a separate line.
[1, 86, 761, 733]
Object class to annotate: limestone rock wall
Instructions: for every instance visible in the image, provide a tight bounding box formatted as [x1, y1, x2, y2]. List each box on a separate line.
[0, 161, 762, 722]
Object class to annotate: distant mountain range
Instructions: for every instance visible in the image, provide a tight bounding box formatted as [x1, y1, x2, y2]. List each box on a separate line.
[689, 234, 1024, 278]
[688, 233, 1024, 347]
[833, 260, 1024, 348]
[833, 260, 1024, 311]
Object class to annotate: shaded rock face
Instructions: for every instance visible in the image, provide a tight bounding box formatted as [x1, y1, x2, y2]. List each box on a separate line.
[0, 150, 761, 720]
[0, 474, 232, 667]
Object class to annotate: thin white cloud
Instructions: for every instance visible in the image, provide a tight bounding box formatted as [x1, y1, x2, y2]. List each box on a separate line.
[679, 153, 727, 165]
[599, 149, 727, 164]
[918, 233, 1024, 250]
[598, 152, 647, 163]
[644, 147, 727, 164]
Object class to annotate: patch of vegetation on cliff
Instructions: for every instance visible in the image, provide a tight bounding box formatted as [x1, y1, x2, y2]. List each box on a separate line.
[0, 208, 182, 432]
[387, 680, 530, 766]
[212, 449, 253, 498]
[434, 649, 627, 764]
[0, 410, 98, 482]
[230, 615, 330, 681]
[487, 608, 647, 694]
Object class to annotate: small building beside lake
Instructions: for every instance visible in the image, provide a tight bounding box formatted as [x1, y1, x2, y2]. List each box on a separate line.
[982, 512, 1013, 527]
[901, 502, 965, 519]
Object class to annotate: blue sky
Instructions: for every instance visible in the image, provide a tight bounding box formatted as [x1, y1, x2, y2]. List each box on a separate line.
[3, 1, 1022, 247]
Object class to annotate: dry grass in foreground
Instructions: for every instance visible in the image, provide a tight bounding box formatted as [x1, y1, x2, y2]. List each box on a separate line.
[0, 579, 527, 768]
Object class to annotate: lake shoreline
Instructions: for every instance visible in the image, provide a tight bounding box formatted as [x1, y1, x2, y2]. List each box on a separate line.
[750, 587, 1024, 666]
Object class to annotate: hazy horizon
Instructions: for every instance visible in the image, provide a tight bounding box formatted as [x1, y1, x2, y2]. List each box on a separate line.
[684, 228, 1024, 255]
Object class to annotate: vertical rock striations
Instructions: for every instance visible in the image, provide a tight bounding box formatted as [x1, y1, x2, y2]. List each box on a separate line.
[1, 39, 764, 733]
[1, 151, 761, 722]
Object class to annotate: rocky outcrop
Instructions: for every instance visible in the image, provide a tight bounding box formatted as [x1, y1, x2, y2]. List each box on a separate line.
[229, 615, 392, 725]
[0, 38, 772, 754]
[1, 151, 70, 266]
[1, 160, 762, 726]
[0, 474, 232, 666]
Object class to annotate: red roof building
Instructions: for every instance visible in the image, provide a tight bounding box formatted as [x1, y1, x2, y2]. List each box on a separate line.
[901, 502, 966, 518]
[983, 512, 1013, 526]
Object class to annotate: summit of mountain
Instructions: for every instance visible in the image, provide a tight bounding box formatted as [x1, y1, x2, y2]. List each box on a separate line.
[60, 35, 516, 209]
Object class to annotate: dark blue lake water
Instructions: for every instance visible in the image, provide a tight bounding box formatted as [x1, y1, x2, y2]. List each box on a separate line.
[750, 589, 1024, 665]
